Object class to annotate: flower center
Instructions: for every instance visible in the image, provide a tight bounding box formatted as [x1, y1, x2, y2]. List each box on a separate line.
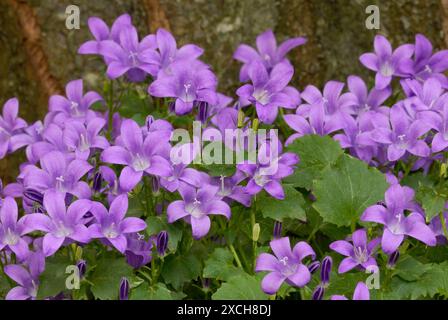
[380, 61, 394, 77]
[70, 101, 81, 116]
[186, 198, 203, 218]
[424, 64, 432, 73]
[79, 134, 90, 151]
[353, 246, 368, 263]
[253, 89, 270, 105]
[104, 223, 119, 239]
[397, 134, 408, 149]
[128, 51, 139, 67]
[254, 172, 269, 187]
[132, 154, 150, 171]
[54, 221, 73, 238]
[279, 256, 298, 277]
[4, 228, 19, 246]
[182, 83, 195, 102]
[55, 175, 66, 191]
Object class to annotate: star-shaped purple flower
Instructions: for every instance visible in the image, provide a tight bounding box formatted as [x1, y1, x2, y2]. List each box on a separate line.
[0, 98, 27, 159]
[330, 229, 380, 273]
[255, 237, 315, 295]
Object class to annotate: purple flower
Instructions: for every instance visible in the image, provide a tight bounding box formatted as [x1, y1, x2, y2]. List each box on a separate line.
[49, 79, 103, 124]
[29, 123, 70, 163]
[345, 75, 391, 115]
[360, 35, 414, 89]
[0, 197, 40, 260]
[403, 78, 444, 112]
[330, 229, 380, 273]
[64, 117, 109, 159]
[10, 120, 45, 163]
[23, 150, 92, 198]
[410, 34, 448, 86]
[148, 60, 218, 115]
[361, 184, 436, 253]
[371, 105, 430, 161]
[331, 282, 370, 300]
[153, 28, 204, 76]
[236, 61, 299, 124]
[420, 102, 448, 152]
[4, 252, 45, 300]
[255, 237, 315, 295]
[0, 98, 27, 159]
[99, 26, 159, 82]
[237, 142, 298, 199]
[320, 256, 332, 285]
[26, 190, 92, 256]
[156, 231, 168, 256]
[209, 171, 252, 207]
[125, 233, 153, 269]
[167, 184, 231, 239]
[78, 14, 132, 55]
[233, 29, 306, 82]
[88, 194, 147, 253]
[101, 119, 172, 191]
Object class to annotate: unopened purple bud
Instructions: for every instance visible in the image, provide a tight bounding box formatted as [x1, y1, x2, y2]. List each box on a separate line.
[273, 221, 282, 239]
[76, 260, 86, 278]
[312, 285, 325, 300]
[146, 115, 155, 131]
[119, 277, 130, 300]
[387, 250, 400, 268]
[92, 172, 102, 193]
[202, 278, 211, 289]
[156, 231, 168, 256]
[197, 101, 209, 124]
[23, 188, 43, 205]
[168, 101, 175, 113]
[308, 261, 320, 274]
[152, 176, 160, 194]
[0, 179, 3, 193]
[321, 256, 332, 285]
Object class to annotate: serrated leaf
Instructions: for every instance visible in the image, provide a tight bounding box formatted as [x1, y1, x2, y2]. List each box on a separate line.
[393, 255, 432, 281]
[203, 248, 244, 281]
[161, 251, 202, 290]
[212, 273, 268, 300]
[285, 135, 343, 189]
[37, 253, 73, 299]
[257, 185, 306, 222]
[130, 283, 174, 300]
[387, 262, 448, 299]
[90, 253, 134, 300]
[313, 154, 388, 227]
[146, 216, 183, 252]
[415, 186, 447, 221]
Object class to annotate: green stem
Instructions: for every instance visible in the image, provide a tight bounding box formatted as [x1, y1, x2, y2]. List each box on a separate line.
[440, 212, 448, 239]
[229, 244, 243, 269]
[251, 196, 257, 268]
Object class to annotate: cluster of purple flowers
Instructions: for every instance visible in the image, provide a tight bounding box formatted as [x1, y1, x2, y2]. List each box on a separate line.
[1, 12, 447, 300]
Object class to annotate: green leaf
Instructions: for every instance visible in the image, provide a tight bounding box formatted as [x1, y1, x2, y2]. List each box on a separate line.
[161, 251, 202, 290]
[313, 154, 388, 227]
[130, 283, 174, 300]
[387, 262, 448, 299]
[37, 253, 73, 299]
[90, 253, 134, 300]
[119, 91, 148, 118]
[415, 185, 448, 221]
[203, 248, 244, 281]
[257, 185, 307, 222]
[393, 255, 432, 281]
[285, 135, 343, 189]
[212, 273, 268, 300]
[146, 216, 183, 252]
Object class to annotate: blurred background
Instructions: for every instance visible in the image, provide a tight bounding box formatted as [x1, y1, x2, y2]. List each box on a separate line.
[0, 0, 447, 180]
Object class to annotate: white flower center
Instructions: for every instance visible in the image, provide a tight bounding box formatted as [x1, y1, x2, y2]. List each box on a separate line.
[132, 154, 150, 171]
[253, 89, 270, 105]
[4, 228, 19, 246]
[104, 223, 119, 239]
[353, 246, 368, 263]
[186, 198, 204, 218]
[79, 134, 90, 151]
[380, 61, 394, 77]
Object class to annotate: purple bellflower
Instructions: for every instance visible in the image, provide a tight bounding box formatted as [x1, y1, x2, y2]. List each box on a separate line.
[361, 184, 436, 253]
[88, 194, 147, 253]
[0, 98, 27, 159]
[167, 184, 231, 239]
[360, 35, 414, 89]
[233, 29, 306, 82]
[255, 237, 315, 295]
[330, 229, 380, 273]
[101, 119, 172, 191]
[26, 190, 92, 256]
[236, 61, 300, 124]
[125, 233, 153, 269]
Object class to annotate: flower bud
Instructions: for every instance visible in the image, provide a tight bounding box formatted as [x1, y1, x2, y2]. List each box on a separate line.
[321, 256, 332, 285]
[273, 221, 282, 239]
[252, 223, 260, 242]
[237, 109, 245, 128]
[152, 176, 160, 195]
[156, 231, 168, 256]
[168, 101, 175, 113]
[23, 188, 44, 206]
[308, 261, 321, 274]
[76, 260, 87, 278]
[198, 101, 209, 124]
[119, 277, 130, 300]
[92, 172, 102, 193]
[387, 250, 400, 268]
[146, 115, 155, 131]
[312, 285, 325, 300]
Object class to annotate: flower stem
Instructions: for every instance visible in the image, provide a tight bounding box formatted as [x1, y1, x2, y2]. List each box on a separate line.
[229, 243, 243, 269]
